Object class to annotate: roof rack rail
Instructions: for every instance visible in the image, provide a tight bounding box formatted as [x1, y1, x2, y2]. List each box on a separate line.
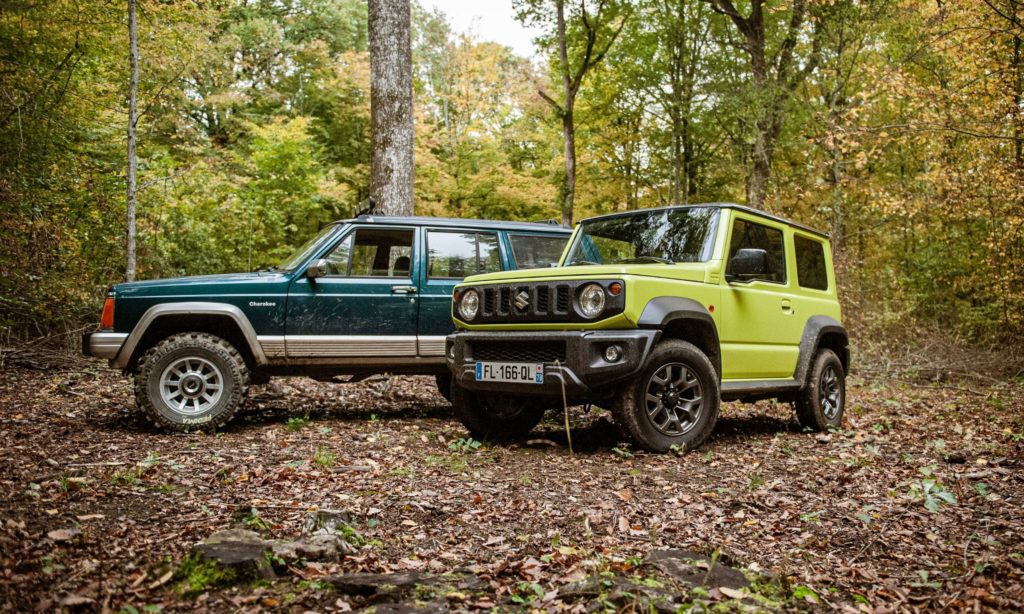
[355, 197, 380, 218]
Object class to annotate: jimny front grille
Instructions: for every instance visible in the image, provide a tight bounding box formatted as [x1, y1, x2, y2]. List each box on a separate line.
[470, 340, 567, 363]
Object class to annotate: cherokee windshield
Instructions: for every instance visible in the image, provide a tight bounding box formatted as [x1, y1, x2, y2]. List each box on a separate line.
[276, 223, 338, 272]
[566, 207, 720, 266]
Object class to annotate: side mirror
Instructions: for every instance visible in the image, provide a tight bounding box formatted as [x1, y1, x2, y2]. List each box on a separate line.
[305, 259, 331, 279]
[727, 248, 769, 281]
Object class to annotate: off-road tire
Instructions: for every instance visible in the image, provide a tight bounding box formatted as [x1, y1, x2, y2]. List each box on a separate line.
[795, 348, 845, 431]
[612, 339, 720, 453]
[435, 373, 452, 403]
[134, 332, 249, 432]
[451, 385, 545, 441]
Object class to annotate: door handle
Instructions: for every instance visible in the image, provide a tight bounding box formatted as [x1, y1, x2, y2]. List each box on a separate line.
[781, 298, 794, 313]
[391, 285, 417, 294]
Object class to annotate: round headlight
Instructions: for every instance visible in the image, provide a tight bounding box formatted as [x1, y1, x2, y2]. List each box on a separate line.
[578, 284, 606, 318]
[459, 289, 480, 321]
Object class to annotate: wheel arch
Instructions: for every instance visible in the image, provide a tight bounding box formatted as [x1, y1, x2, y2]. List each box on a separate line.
[113, 302, 267, 372]
[638, 297, 721, 380]
[794, 316, 849, 387]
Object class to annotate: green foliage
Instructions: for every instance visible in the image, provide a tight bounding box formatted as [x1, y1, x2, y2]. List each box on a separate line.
[509, 581, 545, 605]
[2, 0, 1023, 352]
[448, 437, 482, 454]
[242, 507, 271, 532]
[174, 552, 237, 595]
[909, 467, 959, 513]
[287, 415, 311, 432]
[313, 446, 335, 469]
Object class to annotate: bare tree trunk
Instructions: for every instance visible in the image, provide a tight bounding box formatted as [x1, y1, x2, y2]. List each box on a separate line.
[561, 105, 575, 226]
[748, 122, 771, 209]
[537, 0, 628, 226]
[705, 0, 817, 210]
[126, 0, 139, 281]
[556, 1, 575, 227]
[369, 0, 414, 216]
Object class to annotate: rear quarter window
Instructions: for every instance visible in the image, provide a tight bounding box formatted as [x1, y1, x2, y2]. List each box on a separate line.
[427, 231, 501, 278]
[795, 235, 828, 290]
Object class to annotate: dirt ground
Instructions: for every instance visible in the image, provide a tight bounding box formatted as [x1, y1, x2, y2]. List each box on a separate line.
[0, 359, 1022, 612]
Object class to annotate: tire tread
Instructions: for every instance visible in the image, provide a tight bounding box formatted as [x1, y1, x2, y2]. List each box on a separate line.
[134, 332, 249, 433]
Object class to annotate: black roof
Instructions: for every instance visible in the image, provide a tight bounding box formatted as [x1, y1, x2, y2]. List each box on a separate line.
[332, 215, 572, 233]
[582, 203, 829, 239]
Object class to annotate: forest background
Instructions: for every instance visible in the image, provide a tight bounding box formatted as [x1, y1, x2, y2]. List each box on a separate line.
[1, 0, 1022, 362]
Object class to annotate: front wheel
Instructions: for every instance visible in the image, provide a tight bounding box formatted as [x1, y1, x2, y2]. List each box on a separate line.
[611, 340, 720, 453]
[795, 349, 846, 431]
[451, 386, 545, 441]
[134, 332, 249, 432]
[435, 373, 452, 403]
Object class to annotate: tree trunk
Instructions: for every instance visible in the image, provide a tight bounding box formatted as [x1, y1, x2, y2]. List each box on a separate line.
[369, 0, 414, 216]
[747, 120, 771, 209]
[561, 105, 576, 226]
[556, 0, 575, 227]
[126, 0, 139, 282]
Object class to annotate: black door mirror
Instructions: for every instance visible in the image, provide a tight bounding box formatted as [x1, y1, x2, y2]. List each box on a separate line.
[727, 248, 769, 281]
[305, 259, 331, 279]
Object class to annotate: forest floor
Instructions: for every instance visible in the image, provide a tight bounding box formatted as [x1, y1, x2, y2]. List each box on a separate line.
[1, 358, 1022, 613]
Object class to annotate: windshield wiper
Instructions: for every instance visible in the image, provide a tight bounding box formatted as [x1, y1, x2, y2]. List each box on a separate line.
[618, 256, 674, 265]
[569, 259, 601, 266]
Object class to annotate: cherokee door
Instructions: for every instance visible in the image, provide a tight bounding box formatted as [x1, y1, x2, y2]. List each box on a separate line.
[285, 225, 420, 361]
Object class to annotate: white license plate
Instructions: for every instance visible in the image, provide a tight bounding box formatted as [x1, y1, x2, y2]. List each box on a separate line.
[475, 362, 544, 384]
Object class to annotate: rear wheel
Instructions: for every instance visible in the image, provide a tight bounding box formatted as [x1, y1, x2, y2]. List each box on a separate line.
[135, 332, 249, 432]
[451, 385, 545, 441]
[612, 340, 720, 453]
[795, 349, 845, 431]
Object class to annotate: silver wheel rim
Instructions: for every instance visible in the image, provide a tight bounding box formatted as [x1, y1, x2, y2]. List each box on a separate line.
[644, 362, 703, 437]
[820, 365, 841, 420]
[160, 356, 224, 415]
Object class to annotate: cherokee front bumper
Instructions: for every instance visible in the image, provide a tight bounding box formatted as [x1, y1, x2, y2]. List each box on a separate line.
[446, 329, 658, 398]
[82, 332, 128, 361]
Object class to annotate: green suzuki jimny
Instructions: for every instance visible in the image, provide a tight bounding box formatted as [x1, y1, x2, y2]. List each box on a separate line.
[446, 203, 849, 452]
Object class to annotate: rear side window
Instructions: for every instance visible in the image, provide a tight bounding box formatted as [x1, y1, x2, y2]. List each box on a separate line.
[726, 219, 787, 283]
[508, 234, 567, 269]
[795, 235, 828, 290]
[427, 231, 501, 278]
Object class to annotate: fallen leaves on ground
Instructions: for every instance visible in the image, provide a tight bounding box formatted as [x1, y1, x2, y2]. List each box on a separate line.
[0, 362, 1022, 612]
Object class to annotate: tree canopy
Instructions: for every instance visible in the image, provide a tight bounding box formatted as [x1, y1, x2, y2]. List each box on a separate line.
[0, 0, 1021, 345]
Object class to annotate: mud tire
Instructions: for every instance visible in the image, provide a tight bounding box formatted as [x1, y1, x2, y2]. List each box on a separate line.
[134, 332, 248, 432]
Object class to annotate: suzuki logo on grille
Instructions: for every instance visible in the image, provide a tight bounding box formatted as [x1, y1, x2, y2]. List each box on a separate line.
[514, 290, 530, 311]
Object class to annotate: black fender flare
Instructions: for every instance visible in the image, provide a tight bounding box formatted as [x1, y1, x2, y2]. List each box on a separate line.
[637, 297, 721, 379]
[794, 315, 849, 387]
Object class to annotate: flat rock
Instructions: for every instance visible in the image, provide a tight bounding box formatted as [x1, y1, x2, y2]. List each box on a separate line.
[303, 508, 352, 536]
[327, 570, 485, 600]
[197, 527, 353, 572]
[644, 549, 750, 591]
[193, 539, 275, 580]
[268, 533, 356, 562]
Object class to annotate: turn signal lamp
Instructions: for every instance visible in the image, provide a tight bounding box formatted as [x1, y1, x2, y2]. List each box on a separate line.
[100, 297, 115, 330]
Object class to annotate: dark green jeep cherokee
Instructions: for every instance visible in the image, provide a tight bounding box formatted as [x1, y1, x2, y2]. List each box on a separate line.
[82, 216, 570, 431]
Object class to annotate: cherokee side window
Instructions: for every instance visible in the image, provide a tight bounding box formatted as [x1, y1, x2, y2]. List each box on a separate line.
[426, 231, 501, 279]
[508, 234, 567, 269]
[727, 219, 787, 283]
[323, 228, 414, 277]
[795, 235, 828, 290]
